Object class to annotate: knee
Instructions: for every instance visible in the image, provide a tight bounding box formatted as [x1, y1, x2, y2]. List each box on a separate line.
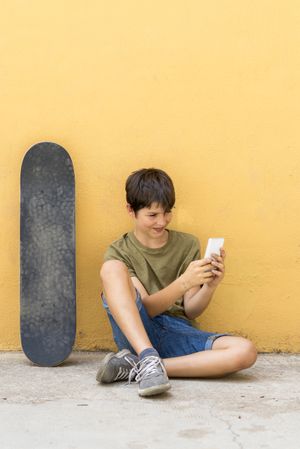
[233, 339, 257, 371]
[100, 260, 128, 282]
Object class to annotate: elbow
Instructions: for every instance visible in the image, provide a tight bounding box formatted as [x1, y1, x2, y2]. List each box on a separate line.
[184, 311, 196, 321]
[183, 306, 200, 321]
[141, 295, 159, 318]
[147, 310, 157, 319]
[142, 300, 155, 318]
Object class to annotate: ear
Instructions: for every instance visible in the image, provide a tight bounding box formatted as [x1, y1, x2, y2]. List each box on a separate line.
[126, 204, 134, 216]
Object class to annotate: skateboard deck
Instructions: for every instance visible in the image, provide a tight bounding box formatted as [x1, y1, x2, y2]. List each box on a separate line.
[20, 142, 76, 366]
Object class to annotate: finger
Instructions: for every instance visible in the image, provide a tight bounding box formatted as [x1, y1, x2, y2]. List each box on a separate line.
[212, 269, 223, 276]
[211, 261, 224, 271]
[211, 253, 221, 262]
[220, 248, 226, 259]
[199, 258, 213, 266]
[203, 277, 215, 284]
[212, 256, 225, 266]
[211, 252, 224, 261]
[200, 264, 214, 273]
[192, 259, 208, 268]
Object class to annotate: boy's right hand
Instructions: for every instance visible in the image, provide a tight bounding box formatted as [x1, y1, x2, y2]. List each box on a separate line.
[180, 259, 214, 291]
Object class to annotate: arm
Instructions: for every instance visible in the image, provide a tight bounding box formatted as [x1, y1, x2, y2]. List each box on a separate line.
[183, 248, 226, 320]
[131, 258, 215, 318]
[183, 284, 217, 320]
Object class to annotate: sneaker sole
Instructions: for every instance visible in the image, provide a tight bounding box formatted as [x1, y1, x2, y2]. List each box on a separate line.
[96, 349, 132, 383]
[138, 382, 171, 397]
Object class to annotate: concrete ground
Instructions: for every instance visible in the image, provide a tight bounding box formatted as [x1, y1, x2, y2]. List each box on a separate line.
[1, 352, 299, 449]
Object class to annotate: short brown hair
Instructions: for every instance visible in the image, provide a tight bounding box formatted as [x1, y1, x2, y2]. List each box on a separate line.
[126, 168, 175, 213]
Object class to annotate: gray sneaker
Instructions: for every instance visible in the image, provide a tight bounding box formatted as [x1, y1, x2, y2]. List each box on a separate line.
[129, 355, 171, 397]
[96, 349, 138, 383]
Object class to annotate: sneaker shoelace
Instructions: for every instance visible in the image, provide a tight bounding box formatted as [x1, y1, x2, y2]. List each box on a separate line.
[128, 355, 166, 384]
[114, 355, 137, 381]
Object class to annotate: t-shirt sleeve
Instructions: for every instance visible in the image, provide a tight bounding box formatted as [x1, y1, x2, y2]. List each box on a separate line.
[103, 243, 136, 277]
[179, 236, 201, 275]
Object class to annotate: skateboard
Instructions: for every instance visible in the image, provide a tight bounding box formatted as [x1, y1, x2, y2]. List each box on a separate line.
[20, 142, 76, 366]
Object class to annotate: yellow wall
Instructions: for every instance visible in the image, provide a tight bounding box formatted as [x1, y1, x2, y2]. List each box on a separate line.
[1, 1, 300, 352]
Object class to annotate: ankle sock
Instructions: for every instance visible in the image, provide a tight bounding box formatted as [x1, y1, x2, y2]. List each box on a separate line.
[139, 348, 159, 360]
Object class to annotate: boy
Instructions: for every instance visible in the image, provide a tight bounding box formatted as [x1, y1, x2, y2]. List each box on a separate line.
[97, 168, 257, 397]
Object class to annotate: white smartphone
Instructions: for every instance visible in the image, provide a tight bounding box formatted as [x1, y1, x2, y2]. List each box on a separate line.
[204, 238, 224, 259]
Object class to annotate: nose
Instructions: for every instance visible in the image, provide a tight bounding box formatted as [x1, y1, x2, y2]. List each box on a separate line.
[157, 214, 168, 227]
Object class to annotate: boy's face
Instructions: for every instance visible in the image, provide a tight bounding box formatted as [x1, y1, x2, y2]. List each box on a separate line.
[127, 202, 173, 243]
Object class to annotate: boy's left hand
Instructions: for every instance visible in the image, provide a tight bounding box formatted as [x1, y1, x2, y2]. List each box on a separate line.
[207, 248, 226, 288]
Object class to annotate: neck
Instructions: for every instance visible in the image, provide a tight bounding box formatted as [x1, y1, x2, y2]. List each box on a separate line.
[133, 229, 169, 249]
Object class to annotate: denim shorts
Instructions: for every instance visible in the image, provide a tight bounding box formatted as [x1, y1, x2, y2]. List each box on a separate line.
[101, 290, 228, 358]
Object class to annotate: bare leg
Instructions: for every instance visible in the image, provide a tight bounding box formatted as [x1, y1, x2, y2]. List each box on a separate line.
[100, 263, 257, 377]
[100, 260, 152, 355]
[163, 336, 257, 378]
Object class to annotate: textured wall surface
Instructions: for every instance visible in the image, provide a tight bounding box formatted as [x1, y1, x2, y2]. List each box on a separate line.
[1, 1, 300, 351]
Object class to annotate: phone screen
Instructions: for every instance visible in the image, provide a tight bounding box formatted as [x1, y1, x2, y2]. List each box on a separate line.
[204, 238, 224, 259]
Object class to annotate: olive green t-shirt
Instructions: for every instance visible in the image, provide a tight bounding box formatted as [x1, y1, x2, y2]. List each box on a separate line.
[103, 230, 200, 320]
